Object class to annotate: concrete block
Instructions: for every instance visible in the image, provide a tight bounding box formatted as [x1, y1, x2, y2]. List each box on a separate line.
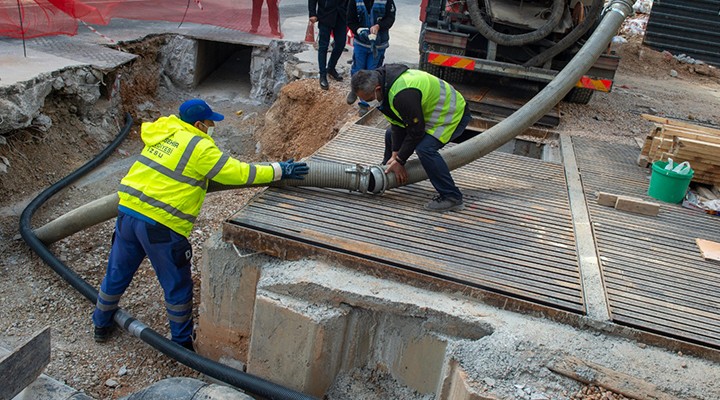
[392, 334, 448, 394]
[159, 36, 197, 89]
[197, 232, 267, 362]
[439, 359, 499, 400]
[247, 292, 349, 397]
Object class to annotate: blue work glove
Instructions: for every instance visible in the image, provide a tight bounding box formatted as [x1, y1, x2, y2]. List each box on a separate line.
[356, 28, 369, 41]
[279, 158, 309, 180]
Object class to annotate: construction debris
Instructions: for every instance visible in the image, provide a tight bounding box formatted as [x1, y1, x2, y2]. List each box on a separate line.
[548, 355, 677, 400]
[638, 114, 720, 185]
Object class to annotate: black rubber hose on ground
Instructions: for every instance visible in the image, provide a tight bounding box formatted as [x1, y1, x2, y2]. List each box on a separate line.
[18, 113, 317, 400]
[466, 0, 566, 47]
[523, 0, 604, 68]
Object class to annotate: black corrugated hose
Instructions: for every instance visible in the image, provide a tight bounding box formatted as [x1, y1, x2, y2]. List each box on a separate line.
[18, 112, 317, 400]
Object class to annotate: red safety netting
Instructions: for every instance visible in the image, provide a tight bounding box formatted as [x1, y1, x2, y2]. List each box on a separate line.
[0, 0, 282, 40]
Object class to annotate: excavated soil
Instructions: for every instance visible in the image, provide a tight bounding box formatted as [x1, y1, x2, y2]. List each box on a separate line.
[1, 32, 719, 400]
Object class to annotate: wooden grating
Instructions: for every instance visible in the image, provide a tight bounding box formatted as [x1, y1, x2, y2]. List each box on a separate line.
[225, 125, 584, 313]
[573, 136, 720, 348]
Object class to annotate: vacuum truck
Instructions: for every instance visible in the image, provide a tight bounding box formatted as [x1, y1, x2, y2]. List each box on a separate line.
[419, 0, 619, 104]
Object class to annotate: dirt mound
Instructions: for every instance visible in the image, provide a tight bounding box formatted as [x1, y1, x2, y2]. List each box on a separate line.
[618, 36, 720, 82]
[256, 78, 357, 160]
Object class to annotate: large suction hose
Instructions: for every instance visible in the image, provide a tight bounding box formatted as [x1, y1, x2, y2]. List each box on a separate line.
[466, 0, 566, 47]
[375, 0, 633, 189]
[34, 1, 633, 245]
[19, 114, 316, 400]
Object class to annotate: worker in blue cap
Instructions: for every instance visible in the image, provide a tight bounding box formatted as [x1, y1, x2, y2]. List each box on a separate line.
[92, 99, 309, 351]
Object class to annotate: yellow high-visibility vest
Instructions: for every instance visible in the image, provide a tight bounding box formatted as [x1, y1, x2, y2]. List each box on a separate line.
[387, 69, 466, 144]
[118, 115, 282, 236]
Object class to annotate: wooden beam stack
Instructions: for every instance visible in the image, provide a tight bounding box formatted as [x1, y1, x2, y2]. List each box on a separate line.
[638, 114, 720, 186]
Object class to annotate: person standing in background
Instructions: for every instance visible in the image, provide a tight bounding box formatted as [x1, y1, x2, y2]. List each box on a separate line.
[309, 0, 348, 90]
[250, 0, 281, 37]
[346, 0, 396, 116]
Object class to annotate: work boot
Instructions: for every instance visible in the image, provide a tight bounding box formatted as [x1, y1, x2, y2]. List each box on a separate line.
[424, 195, 464, 212]
[319, 74, 329, 90]
[358, 104, 370, 117]
[327, 68, 343, 81]
[346, 90, 357, 104]
[94, 325, 114, 343]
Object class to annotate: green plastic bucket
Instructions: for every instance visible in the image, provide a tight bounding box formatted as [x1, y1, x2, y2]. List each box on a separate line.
[647, 160, 694, 203]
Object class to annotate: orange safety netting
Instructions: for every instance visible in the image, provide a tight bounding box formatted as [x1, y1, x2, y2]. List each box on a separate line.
[0, 0, 283, 40]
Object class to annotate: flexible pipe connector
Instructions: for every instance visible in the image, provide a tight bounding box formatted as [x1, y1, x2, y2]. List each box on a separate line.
[35, 162, 388, 244]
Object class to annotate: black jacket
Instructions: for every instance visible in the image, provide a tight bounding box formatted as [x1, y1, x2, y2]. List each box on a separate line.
[309, 0, 349, 26]
[376, 64, 429, 162]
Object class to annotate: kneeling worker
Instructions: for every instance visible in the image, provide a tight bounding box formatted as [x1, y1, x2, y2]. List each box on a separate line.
[350, 65, 476, 212]
[92, 99, 309, 351]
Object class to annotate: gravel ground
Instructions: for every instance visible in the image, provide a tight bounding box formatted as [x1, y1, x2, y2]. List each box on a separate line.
[1, 30, 719, 400]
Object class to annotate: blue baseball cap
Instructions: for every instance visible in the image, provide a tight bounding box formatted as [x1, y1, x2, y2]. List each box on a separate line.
[179, 99, 224, 124]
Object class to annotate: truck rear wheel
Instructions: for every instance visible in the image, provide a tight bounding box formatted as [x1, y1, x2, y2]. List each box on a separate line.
[564, 87, 594, 104]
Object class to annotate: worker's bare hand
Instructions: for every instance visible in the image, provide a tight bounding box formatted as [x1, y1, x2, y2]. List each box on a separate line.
[370, 24, 380, 35]
[309, 16, 318, 23]
[384, 158, 408, 184]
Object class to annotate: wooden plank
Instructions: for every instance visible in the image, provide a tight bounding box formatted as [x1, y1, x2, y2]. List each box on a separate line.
[634, 136, 646, 151]
[0, 327, 51, 400]
[638, 128, 658, 158]
[548, 355, 683, 400]
[695, 186, 718, 200]
[614, 197, 660, 216]
[663, 127, 720, 145]
[596, 192, 660, 216]
[712, 185, 720, 198]
[697, 239, 720, 262]
[596, 192, 619, 207]
[647, 136, 673, 162]
[675, 137, 720, 158]
[642, 114, 720, 136]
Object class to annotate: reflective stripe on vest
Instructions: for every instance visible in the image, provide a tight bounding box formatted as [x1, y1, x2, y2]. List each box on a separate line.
[137, 155, 207, 189]
[387, 70, 466, 144]
[119, 184, 197, 224]
[356, 0, 387, 28]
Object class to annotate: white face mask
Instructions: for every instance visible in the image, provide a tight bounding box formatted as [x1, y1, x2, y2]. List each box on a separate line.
[366, 87, 382, 108]
[206, 126, 215, 137]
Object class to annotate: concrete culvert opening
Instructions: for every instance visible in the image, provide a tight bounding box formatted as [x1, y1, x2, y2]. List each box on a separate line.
[495, 137, 561, 161]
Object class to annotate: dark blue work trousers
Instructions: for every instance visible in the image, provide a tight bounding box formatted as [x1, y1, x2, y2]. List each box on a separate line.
[317, 20, 346, 75]
[92, 212, 194, 344]
[384, 109, 474, 200]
